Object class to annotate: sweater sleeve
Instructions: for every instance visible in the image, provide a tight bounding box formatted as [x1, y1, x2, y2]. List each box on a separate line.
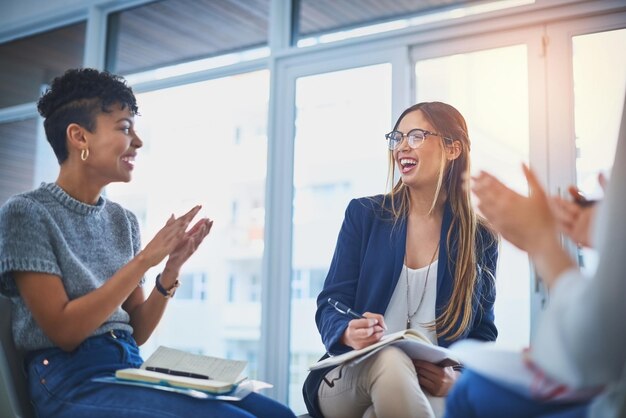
[531, 163, 626, 388]
[531, 121, 626, 389]
[0, 196, 62, 296]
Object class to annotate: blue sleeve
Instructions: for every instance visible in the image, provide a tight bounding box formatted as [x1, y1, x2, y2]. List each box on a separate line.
[315, 199, 364, 355]
[467, 226, 498, 341]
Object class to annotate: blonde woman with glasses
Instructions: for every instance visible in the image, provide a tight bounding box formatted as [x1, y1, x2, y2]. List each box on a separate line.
[303, 102, 499, 418]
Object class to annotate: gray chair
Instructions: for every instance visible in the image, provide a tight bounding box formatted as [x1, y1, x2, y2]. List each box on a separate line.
[0, 294, 35, 418]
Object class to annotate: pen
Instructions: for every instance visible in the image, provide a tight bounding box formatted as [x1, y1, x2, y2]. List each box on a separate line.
[145, 366, 211, 380]
[327, 297, 365, 320]
[571, 189, 597, 208]
[573, 195, 597, 208]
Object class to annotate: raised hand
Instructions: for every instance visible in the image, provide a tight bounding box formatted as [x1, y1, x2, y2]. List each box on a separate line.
[164, 217, 213, 275]
[139, 205, 204, 268]
[550, 192, 597, 248]
[471, 164, 556, 255]
[550, 173, 606, 248]
[471, 165, 576, 287]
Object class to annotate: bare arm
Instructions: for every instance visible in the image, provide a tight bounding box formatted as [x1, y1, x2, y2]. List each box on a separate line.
[15, 256, 151, 352]
[15, 206, 206, 351]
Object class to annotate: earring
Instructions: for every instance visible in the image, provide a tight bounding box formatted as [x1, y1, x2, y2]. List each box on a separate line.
[81, 148, 90, 161]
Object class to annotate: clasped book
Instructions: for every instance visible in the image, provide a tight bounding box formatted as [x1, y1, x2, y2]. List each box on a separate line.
[115, 346, 247, 394]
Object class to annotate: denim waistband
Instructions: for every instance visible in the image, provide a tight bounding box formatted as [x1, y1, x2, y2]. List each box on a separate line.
[25, 329, 135, 364]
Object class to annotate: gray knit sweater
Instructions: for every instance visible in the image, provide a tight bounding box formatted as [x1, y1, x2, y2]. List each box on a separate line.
[0, 182, 141, 351]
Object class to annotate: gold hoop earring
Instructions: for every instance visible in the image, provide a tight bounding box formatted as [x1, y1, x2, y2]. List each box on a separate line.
[81, 148, 90, 161]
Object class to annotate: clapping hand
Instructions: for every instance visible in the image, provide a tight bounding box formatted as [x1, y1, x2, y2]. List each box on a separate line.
[550, 173, 606, 248]
[470, 164, 556, 256]
[140, 205, 212, 268]
[164, 213, 213, 275]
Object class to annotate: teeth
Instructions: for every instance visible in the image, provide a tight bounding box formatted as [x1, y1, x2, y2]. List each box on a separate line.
[400, 158, 416, 167]
[122, 156, 135, 162]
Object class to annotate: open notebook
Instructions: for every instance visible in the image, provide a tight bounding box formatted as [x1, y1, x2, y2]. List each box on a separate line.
[114, 346, 247, 394]
[309, 328, 459, 371]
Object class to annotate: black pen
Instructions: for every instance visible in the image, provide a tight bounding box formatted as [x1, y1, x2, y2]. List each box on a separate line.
[573, 194, 597, 208]
[327, 297, 365, 320]
[571, 189, 597, 208]
[145, 366, 210, 380]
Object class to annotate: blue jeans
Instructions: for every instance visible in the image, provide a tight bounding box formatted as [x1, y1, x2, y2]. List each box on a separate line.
[444, 370, 590, 418]
[26, 330, 295, 418]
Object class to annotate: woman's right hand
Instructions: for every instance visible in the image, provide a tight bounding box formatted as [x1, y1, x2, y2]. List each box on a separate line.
[139, 205, 203, 267]
[340, 312, 387, 350]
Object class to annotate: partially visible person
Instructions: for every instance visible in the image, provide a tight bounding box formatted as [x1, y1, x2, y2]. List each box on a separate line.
[302, 102, 499, 418]
[445, 111, 626, 417]
[0, 68, 296, 418]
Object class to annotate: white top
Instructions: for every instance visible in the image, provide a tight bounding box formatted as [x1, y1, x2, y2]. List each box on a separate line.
[384, 260, 438, 344]
[531, 99, 626, 418]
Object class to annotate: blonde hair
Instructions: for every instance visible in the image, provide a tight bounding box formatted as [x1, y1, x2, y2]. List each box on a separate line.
[383, 102, 497, 340]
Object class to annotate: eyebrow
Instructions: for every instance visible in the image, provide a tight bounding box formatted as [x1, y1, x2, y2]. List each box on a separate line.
[116, 117, 134, 125]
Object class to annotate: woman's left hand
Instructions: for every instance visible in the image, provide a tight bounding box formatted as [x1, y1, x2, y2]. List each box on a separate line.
[164, 218, 213, 275]
[471, 164, 555, 256]
[413, 360, 459, 397]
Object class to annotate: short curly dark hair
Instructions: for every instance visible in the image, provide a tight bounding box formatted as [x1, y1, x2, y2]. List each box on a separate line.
[37, 68, 139, 164]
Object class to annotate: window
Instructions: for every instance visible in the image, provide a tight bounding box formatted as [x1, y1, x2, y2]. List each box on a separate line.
[175, 272, 208, 300]
[572, 28, 626, 274]
[0, 23, 85, 108]
[106, 70, 269, 379]
[294, 0, 533, 47]
[0, 118, 39, 204]
[106, 0, 270, 75]
[414, 44, 531, 349]
[289, 63, 391, 410]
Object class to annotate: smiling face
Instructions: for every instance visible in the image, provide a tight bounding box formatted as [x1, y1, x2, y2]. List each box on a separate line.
[80, 103, 142, 185]
[393, 109, 447, 190]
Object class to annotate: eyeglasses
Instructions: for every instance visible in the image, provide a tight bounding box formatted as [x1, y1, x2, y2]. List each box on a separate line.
[384, 128, 453, 150]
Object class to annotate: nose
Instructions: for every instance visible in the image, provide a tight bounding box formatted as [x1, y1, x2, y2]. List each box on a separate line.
[132, 132, 143, 149]
[397, 134, 410, 151]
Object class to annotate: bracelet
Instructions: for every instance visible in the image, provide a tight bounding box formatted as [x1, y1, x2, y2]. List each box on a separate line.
[155, 274, 179, 298]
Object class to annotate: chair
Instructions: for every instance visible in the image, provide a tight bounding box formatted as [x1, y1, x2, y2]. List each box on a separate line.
[0, 294, 36, 418]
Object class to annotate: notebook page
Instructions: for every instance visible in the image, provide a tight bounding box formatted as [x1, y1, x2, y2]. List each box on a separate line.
[142, 346, 247, 382]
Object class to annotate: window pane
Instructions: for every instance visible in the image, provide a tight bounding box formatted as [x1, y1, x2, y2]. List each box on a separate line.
[106, 70, 269, 378]
[415, 45, 530, 349]
[295, 0, 533, 46]
[573, 28, 626, 273]
[289, 64, 391, 412]
[0, 23, 85, 108]
[107, 0, 269, 75]
[0, 118, 39, 204]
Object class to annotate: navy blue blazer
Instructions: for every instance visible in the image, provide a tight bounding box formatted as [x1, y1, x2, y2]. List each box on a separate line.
[316, 195, 498, 354]
[304, 195, 498, 417]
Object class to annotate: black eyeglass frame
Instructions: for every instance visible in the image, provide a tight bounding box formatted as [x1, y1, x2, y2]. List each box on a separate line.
[384, 128, 454, 150]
